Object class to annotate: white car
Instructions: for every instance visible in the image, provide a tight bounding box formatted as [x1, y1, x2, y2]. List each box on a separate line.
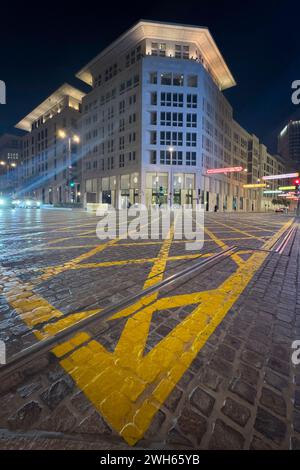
[17, 199, 41, 209]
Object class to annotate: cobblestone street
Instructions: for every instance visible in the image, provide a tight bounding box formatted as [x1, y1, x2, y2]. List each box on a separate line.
[0, 208, 300, 450]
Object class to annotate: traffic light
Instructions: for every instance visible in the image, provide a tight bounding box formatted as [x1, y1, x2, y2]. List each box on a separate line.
[70, 180, 75, 188]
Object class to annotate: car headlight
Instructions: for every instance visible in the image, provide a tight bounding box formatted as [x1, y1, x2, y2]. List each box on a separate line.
[0, 198, 5, 205]
[37, 201, 41, 206]
[26, 200, 31, 206]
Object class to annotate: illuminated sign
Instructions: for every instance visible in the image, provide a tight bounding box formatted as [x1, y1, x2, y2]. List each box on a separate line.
[278, 186, 296, 191]
[263, 190, 283, 194]
[262, 172, 299, 181]
[243, 184, 267, 188]
[206, 166, 243, 174]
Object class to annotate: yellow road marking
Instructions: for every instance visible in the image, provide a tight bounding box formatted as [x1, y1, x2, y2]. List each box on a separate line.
[38, 238, 121, 281]
[42, 253, 213, 271]
[1, 215, 293, 446]
[56, 218, 293, 445]
[204, 226, 244, 266]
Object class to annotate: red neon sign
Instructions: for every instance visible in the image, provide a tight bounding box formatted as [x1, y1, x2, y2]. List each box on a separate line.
[206, 166, 243, 175]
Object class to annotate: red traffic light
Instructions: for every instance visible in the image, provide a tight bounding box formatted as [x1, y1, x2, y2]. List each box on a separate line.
[295, 179, 300, 184]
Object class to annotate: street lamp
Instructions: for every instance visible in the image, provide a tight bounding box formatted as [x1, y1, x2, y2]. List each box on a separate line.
[169, 146, 174, 206]
[58, 130, 80, 203]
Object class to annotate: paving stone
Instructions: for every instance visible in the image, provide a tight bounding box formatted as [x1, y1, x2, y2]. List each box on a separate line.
[40, 404, 77, 432]
[229, 379, 256, 405]
[241, 349, 264, 369]
[177, 370, 194, 390]
[17, 381, 42, 398]
[209, 356, 233, 377]
[268, 357, 290, 377]
[8, 401, 42, 430]
[199, 367, 222, 392]
[40, 378, 74, 410]
[167, 427, 193, 447]
[293, 410, 300, 433]
[216, 344, 235, 362]
[264, 369, 289, 392]
[250, 435, 273, 450]
[260, 387, 286, 417]
[291, 437, 300, 450]
[223, 334, 242, 350]
[144, 410, 166, 439]
[76, 411, 113, 436]
[208, 419, 244, 450]
[239, 363, 259, 386]
[164, 387, 182, 412]
[295, 389, 300, 410]
[221, 397, 251, 427]
[254, 406, 286, 445]
[70, 392, 93, 414]
[190, 387, 215, 417]
[177, 407, 207, 445]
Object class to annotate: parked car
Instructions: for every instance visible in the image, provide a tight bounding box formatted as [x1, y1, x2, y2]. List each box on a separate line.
[275, 207, 284, 213]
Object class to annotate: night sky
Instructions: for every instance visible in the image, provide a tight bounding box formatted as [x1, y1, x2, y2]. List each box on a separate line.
[1, 0, 300, 152]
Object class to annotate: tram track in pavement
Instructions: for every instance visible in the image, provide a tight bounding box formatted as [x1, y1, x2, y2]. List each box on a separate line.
[0, 218, 296, 378]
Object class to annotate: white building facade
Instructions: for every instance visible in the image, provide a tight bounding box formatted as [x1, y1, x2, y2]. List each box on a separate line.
[78, 20, 286, 212]
[15, 84, 85, 204]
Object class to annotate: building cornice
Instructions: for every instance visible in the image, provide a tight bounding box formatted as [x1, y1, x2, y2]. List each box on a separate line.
[15, 83, 86, 132]
[76, 20, 236, 91]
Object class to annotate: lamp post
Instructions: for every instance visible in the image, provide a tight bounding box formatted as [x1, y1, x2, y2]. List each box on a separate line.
[169, 146, 174, 206]
[58, 130, 80, 203]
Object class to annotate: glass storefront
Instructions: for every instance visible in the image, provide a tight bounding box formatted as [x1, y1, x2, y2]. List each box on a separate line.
[145, 172, 196, 207]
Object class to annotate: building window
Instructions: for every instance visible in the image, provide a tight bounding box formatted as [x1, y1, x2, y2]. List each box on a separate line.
[150, 72, 157, 84]
[187, 113, 197, 128]
[172, 73, 184, 86]
[160, 112, 171, 126]
[119, 154, 125, 168]
[175, 44, 189, 59]
[173, 93, 183, 107]
[161, 72, 172, 85]
[186, 133, 197, 147]
[187, 94, 197, 108]
[160, 131, 171, 146]
[161, 92, 172, 106]
[150, 131, 157, 145]
[151, 92, 157, 105]
[150, 150, 157, 164]
[160, 131, 183, 146]
[160, 150, 182, 165]
[151, 42, 166, 56]
[186, 152, 196, 166]
[150, 112, 157, 125]
[187, 75, 198, 87]
[172, 112, 183, 127]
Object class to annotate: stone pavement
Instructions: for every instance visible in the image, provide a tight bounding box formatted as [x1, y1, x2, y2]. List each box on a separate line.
[0, 209, 299, 449]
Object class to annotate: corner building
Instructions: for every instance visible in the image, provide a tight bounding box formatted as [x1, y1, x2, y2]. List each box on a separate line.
[76, 21, 287, 210]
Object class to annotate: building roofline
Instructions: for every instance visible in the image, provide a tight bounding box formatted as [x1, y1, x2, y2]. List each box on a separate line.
[76, 19, 236, 91]
[15, 83, 86, 132]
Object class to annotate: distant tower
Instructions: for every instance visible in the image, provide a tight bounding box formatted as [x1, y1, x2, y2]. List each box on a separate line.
[278, 120, 300, 165]
[0, 80, 6, 104]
